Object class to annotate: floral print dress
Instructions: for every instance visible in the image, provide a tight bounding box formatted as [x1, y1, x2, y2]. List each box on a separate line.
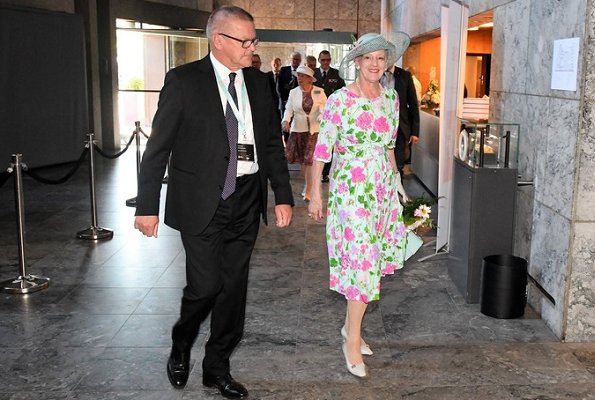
[313, 87, 407, 303]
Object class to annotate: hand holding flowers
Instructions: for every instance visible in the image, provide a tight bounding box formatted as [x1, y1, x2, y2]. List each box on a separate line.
[402, 196, 434, 231]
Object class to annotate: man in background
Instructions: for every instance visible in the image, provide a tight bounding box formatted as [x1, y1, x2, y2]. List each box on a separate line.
[392, 65, 420, 178]
[305, 55, 317, 71]
[266, 57, 282, 118]
[277, 51, 301, 113]
[268, 57, 281, 82]
[251, 53, 262, 70]
[407, 65, 422, 106]
[277, 51, 301, 141]
[314, 50, 345, 182]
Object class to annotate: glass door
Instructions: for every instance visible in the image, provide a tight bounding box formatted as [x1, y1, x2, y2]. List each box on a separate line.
[116, 20, 208, 137]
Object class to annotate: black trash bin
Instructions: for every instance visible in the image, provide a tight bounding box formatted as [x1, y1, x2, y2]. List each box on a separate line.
[480, 255, 527, 319]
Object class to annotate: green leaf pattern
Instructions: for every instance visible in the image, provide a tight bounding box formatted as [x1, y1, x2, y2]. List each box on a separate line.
[314, 87, 408, 303]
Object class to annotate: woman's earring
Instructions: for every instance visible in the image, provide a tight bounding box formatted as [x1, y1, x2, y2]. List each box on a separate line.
[355, 65, 360, 70]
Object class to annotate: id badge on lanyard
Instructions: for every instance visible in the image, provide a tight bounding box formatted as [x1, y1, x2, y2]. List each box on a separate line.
[215, 70, 255, 162]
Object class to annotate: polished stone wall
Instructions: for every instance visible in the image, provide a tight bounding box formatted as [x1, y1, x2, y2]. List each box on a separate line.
[567, 0, 595, 341]
[230, 0, 381, 35]
[383, 0, 595, 341]
[1, 0, 381, 35]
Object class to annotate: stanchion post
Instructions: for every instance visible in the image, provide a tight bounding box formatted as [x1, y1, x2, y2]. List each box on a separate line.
[1, 154, 50, 294]
[76, 133, 114, 240]
[126, 121, 142, 207]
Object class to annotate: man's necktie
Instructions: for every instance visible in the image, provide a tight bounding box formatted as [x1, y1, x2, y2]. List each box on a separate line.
[274, 72, 278, 84]
[222, 72, 238, 200]
[322, 70, 327, 81]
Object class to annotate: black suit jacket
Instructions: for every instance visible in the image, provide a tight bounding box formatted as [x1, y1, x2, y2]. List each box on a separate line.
[277, 65, 297, 107]
[313, 67, 345, 98]
[136, 56, 294, 235]
[393, 67, 420, 139]
[266, 70, 281, 114]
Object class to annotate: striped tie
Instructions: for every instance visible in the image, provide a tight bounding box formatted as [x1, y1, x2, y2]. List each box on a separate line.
[222, 72, 238, 200]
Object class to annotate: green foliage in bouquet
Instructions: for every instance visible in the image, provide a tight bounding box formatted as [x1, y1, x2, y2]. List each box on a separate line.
[402, 195, 435, 230]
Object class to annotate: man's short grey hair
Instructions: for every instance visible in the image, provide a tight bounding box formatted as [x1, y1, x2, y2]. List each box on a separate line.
[206, 5, 254, 41]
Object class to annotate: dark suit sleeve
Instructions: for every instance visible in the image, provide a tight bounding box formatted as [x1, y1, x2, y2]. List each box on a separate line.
[267, 72, 281, 112]
[406, 73, 420, 137]
[135, 71, 182, 216]
[277, 67, 289, 102]
[262, 76, 294, 207]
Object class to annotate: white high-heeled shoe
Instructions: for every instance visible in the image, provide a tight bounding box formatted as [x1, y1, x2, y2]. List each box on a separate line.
[341, 326, 373, 355]
[342, 343, 367, 378]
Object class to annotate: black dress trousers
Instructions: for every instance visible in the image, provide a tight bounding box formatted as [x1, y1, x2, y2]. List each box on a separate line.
[172, 173, 261, 376]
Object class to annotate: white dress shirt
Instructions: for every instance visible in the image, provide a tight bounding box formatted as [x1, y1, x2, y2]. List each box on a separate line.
[210, 52, 258, 176]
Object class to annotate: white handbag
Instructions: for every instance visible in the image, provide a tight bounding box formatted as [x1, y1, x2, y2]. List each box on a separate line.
[404, 231, 423, 261]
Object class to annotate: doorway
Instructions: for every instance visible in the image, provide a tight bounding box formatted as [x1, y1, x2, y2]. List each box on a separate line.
[116, 19, 208, 137]
[465, 53, 491, 98]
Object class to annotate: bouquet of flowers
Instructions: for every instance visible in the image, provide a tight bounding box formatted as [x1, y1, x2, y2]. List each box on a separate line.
[421, 79, 440, 109]
[402, 196, 434, 231]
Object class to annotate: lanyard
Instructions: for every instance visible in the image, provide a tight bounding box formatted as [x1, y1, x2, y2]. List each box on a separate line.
[213, 69, 249, 139]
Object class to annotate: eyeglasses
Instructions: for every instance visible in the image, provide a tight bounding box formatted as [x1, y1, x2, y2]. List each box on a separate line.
[218, 32, 260, 49]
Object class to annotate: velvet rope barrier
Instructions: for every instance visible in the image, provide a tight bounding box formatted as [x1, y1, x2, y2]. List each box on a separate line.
[23, 147, 89, 185]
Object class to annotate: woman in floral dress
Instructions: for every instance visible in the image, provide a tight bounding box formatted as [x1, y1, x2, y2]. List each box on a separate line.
[308, 32, 411, 378]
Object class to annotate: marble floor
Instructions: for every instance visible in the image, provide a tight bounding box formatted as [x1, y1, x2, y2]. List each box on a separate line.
[0, 149, 594, 400]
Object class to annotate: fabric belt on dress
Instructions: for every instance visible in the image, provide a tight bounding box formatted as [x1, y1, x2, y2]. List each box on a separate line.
[336, 145, 386, 160]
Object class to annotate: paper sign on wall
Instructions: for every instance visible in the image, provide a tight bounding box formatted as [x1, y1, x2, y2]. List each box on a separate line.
[551, 37, 580, 91]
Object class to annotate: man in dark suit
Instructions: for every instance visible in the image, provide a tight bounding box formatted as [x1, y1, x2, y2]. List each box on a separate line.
[134, 6, 293, 399]
[277, 51, 301, 113]
[392, 65, 420, 177]
[314, 50, 345, 182]
[313, 50, 345, 98]
[266, 57, 281, 85]
[276, 52, 301, 142]
[266, 57, 282, 118]
[251, 53, 262, 70]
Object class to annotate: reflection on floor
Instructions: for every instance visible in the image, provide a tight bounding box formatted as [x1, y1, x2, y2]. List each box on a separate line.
[0, 151, 594, 400]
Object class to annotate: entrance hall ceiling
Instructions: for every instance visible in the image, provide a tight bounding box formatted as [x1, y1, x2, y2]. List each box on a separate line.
[410, 9, 493, 43]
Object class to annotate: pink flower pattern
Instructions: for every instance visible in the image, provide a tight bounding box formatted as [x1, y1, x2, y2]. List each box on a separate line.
[373, 116, 390, 133]
[350, 167, 365, 183]
[344, 227, 356, 241]
[355, 112, 374, 130]
[316, 87, 407, 303]
[331, 112, 342, 125]
[313, 143, 330, 161]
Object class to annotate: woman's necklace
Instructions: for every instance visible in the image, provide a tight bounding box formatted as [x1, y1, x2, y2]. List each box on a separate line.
[356, 78, 380, 99]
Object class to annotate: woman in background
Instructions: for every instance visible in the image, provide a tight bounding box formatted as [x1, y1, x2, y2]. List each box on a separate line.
[282, 65, 327, 200]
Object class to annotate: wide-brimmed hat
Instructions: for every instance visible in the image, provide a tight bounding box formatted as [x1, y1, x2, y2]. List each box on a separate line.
[338, 31, 410, 79]
[292, 65, 317, 82]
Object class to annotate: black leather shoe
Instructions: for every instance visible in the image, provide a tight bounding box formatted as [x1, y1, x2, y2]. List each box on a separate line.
[203, 373, 248, 399]
[321, 175, 329, 182]
[167, 346, 190, 389]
